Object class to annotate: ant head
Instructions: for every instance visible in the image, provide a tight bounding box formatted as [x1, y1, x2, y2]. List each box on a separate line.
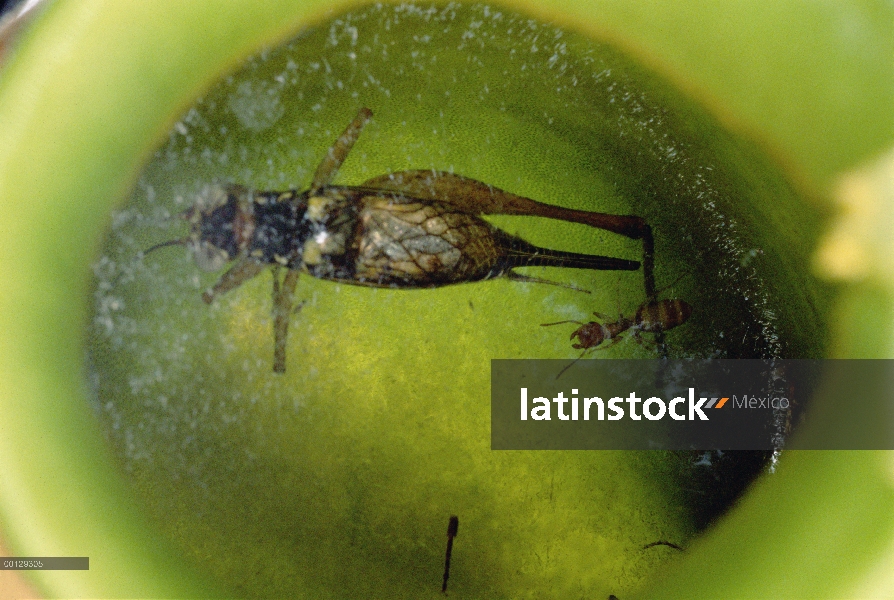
[144, 184, 255, 272]
[570, 322, 607, 349]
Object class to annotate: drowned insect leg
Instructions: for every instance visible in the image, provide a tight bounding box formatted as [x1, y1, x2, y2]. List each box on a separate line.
[361, 169, 656, 297]
[310, 107, 373, 193]
[541, 319, 586, 327]
[556, 353, 586, 380]
[202, 256, 266, 304]
[555, 336, 626, 380]
[360, 170, 648, 237]
[630, 331, 659, 352]
[641, 224, 656, 300]
[271, 267, 301, 373]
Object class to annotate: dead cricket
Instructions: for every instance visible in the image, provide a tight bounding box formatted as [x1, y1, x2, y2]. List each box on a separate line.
[144, 108, 654, 372]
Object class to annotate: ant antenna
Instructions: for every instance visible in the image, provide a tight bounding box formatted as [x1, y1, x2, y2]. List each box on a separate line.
[643, 540, 684, 551]
[555, 354, 584, 380]
[540, 319, 585, 327]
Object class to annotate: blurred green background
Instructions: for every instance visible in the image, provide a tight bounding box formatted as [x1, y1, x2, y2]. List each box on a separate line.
[0, 0, 892, 598]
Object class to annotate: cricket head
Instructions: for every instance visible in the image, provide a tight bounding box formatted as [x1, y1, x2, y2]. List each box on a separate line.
[143, 184, 256, 271]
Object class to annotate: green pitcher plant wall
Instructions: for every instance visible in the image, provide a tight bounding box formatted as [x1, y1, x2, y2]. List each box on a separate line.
[88, 5, 823, 597]
[0, 1, 892, 599]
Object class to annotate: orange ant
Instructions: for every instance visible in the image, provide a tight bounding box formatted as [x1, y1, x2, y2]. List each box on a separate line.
[544, 298, 692, 348]
[545, 275, 692, 350]
[542, 281, 692, 376]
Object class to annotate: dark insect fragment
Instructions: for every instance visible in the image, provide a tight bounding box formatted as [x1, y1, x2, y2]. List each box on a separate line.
[442, 515, 459, 593]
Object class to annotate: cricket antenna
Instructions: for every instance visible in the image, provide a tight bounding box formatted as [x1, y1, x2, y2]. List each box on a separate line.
[140, 238, 189, 258]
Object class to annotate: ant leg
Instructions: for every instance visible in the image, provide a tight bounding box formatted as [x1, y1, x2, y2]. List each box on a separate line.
[653, 331, 666, 354]
[573, 334, 625, 352]
[310, 108, 373, 193]
[559, 332, 628, 379]
[556, 344, 619, 379]
[202, 256, 265, 304]
[650, 272, 688, 299]
[541, 320, 585, 327]
[631, 331, 664, 354]
[600, 335, 626, 351]
[272, 267, 301, 373]
[505, 271, 591, 293]
[642, 224, 656, 300]
[556, 350, 588, 380]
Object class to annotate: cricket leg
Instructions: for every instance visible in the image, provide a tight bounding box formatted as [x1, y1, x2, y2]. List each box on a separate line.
[361, 170, 656, 300]
[310, 108, 373, 192]
[202, 256, 265, 304]
[361, 170, 649, 239]
[271, 267, 301, 373]
[362, 170, 658, 299]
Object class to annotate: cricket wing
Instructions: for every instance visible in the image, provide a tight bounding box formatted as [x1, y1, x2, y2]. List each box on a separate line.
[352, 196, 503, 286]
[361, 170, 522, 214]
